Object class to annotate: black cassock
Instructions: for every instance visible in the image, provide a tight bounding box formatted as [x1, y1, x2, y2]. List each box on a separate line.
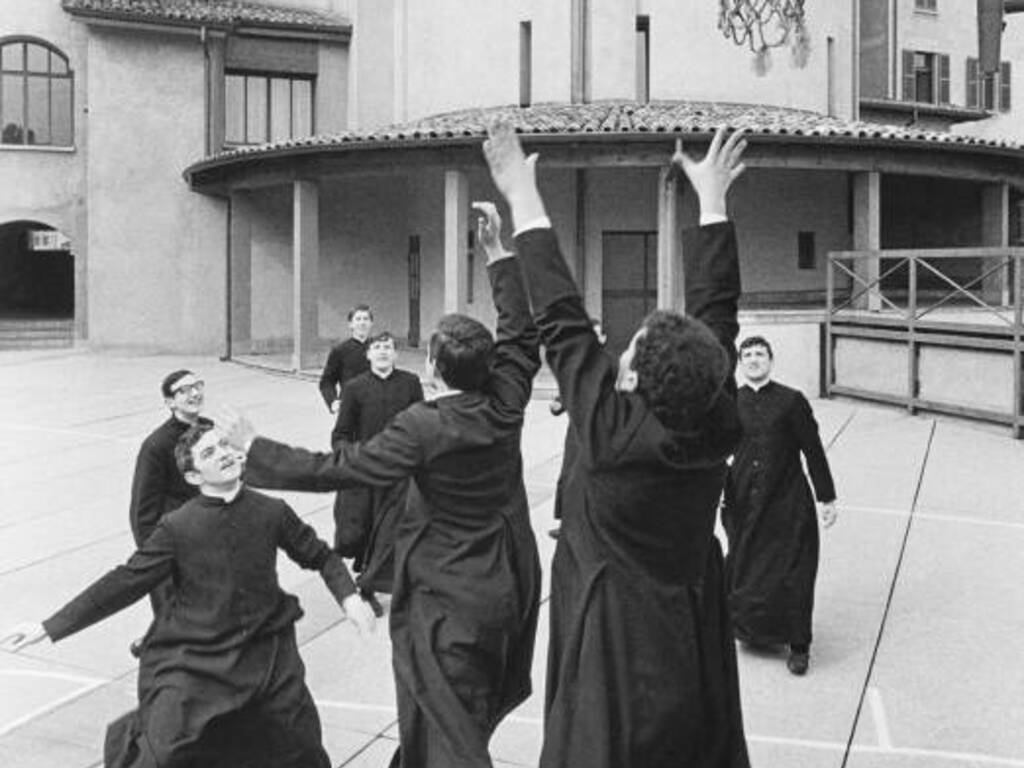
[515, 224, 749, 768]
[330, 368, 424, 592]
[43, 488, 355, 768]
[244, 257, 542, 768]
[723, 381, 836, 647]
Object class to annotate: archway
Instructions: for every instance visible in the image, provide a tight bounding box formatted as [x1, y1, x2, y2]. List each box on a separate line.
[0, 220, 74, 318]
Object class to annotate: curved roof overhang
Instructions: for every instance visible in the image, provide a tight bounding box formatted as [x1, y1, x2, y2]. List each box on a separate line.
[184, 101, 1024, 195]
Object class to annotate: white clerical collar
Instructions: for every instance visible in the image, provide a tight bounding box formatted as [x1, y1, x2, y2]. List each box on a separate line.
[746, 378, 772, 392]
[371, 368, 394, 380]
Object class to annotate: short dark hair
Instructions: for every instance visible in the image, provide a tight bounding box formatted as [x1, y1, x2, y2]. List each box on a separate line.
[632, 310, 731, 432]
[348, 304, 373, 322]
[428, 314, 494, 391]
[174, 422, 214, 475]
[739, 335, 773, 359]
[161, 369, 194, 399]
[368, 331, 395, 346]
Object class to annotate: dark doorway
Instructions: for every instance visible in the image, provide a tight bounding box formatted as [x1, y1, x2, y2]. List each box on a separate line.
[601, 231, 657, 357]
[0, 220, 73, 318]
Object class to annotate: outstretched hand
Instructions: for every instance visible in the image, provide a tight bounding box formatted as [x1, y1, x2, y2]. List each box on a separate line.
[672, 126, 747, 218]
[0, 622, 48, 653]
[342, 593, 377, 636]
[471, 201, 512, 265]
[482, 118, 546, 228]
[215, 406, 258, 453]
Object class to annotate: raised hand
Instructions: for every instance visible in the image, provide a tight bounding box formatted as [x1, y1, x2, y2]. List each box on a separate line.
[215, 406, 257, 453]
[672, 126, 747, 218]
[482, 118, 546, 228]
[0, 622, 48, 653]
[471, 201, 512, 264]
[342, 593, 377, 636]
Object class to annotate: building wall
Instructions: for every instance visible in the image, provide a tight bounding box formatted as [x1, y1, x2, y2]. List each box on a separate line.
[0, 3, 88, 333]
[351, 0, 858, 131]
[84, 27, 225, 352]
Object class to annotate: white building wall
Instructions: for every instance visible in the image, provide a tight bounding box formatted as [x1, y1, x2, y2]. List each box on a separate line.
[85, 27, 225, 353]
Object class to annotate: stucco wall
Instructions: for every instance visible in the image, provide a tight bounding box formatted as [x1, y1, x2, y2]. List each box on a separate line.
[85, 27, 225, 352]
[0, 5, 89, 335]
[354, 0, 857, 130]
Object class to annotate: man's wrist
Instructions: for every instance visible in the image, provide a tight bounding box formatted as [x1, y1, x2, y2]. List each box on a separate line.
[698, 197, 727, 221]
[507, 190, 547, 232]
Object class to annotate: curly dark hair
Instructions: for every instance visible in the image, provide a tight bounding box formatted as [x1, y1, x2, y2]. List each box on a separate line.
[174, 422, 215, 475]
[632, 310, 730, 432]
[428, 313, 494, 391]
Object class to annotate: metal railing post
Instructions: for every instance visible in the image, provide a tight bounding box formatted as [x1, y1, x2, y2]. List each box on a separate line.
[908, 255, 918, 414]
[825, 254, 835, 399]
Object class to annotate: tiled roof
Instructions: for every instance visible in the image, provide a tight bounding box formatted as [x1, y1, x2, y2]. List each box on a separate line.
[62, 0, 348, 34]
[206, 100, 1024, 161]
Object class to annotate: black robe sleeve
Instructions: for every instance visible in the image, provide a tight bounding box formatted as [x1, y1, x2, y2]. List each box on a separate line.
[276, 501, 357, 603]
[128, 439, 167, 546]
[246, 407, 424, 493]
[789, 392, 837, 503]
[332, 377, 362, 447]
[486, 257, 541, 414]
[43, 522, 176, 642]
[319, 347, 343, 410]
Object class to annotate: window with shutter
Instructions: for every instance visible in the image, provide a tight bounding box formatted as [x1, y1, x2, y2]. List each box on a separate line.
[966, 58, 979, 108]
[1000, 62, 1011, 112]
[902, 50, 916, 101]
[938, 54, 950, 104]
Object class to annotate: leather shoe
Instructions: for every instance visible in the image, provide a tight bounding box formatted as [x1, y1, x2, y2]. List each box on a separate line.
[787, 650, 809, 675]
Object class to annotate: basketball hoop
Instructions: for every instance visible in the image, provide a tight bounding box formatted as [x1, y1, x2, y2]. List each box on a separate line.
[718, 0, 810, 76]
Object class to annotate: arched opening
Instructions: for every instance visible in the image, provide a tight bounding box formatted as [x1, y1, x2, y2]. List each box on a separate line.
[0, 220, 74, 318]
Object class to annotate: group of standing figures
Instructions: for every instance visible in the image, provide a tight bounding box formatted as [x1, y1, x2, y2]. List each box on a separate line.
[2, 122, 839, 768]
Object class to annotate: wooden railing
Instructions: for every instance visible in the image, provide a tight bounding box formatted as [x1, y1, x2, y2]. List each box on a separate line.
[825, 247, 1024, 438]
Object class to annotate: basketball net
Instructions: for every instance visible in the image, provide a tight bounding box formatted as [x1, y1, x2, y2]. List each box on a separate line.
[718, 0, 811, 76]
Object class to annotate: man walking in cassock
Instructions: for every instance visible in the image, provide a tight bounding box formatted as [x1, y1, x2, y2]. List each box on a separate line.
[220, 204, 542, 768]
[723, 335, 839, 675]
[332, 330, 424, 595]
[319, 303, 374, 412]
[480, 120, 750, 768]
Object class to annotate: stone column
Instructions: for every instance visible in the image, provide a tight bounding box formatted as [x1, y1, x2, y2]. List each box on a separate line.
[292, 180, 320, 371]
[443, 170, 469, 314]
[852, 171, 882, 311]
[229, 190, 253, 355]
[981, 181, 1010, 306]
[656, 166, 683, 311]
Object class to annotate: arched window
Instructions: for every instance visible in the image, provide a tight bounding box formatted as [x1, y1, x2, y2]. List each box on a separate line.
[0, 37, 74, 147]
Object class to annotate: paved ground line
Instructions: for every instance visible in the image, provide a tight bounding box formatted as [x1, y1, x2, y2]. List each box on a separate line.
[0, 669, 107, 687]
[844, 504, 1024, 532]
[841, 420, 937, 768]
[0, 678, 106, 738]
[867, 686, 893, 749]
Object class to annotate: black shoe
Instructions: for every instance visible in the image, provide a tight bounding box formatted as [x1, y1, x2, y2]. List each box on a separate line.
[548, 527, 561, 540]
[787, 650, 809, 675]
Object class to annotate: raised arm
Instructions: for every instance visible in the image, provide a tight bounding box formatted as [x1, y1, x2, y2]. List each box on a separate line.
[224, 408, 424, 494]
[473, 201, 541, 412]
[276, 500, 375, 634]
[1, 522, 176, 651]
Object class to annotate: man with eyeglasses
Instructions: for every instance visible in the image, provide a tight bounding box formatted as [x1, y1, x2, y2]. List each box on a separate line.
[129, 370, 212, 633]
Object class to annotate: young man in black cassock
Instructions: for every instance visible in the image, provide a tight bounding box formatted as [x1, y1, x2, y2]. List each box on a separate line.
[480, 120, 750, 768]
[723, 335, 838, 675]
[128, 370, 212, 641]
[220, 207, 542, 768]
[2, 423, 375, 768]
[332, 331, 424, 593]
[319, 303, 374, 412]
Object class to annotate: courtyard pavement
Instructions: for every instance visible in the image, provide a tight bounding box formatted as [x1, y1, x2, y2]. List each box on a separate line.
[0, 349, 1022, 768]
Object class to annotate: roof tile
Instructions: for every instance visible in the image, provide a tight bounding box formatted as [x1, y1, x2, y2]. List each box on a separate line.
[203, 100, 1024, 163]
[62, 0, 347, 32]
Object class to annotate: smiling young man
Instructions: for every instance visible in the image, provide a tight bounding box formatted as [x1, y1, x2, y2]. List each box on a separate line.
[330, 331, 424, 594]
[723, 335, 838, 676]
[319, 304, 374, 413]
[2, 424, 375, 767]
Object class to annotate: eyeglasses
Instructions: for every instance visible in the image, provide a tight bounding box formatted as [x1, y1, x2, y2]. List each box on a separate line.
[172, 380, 205, 396]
